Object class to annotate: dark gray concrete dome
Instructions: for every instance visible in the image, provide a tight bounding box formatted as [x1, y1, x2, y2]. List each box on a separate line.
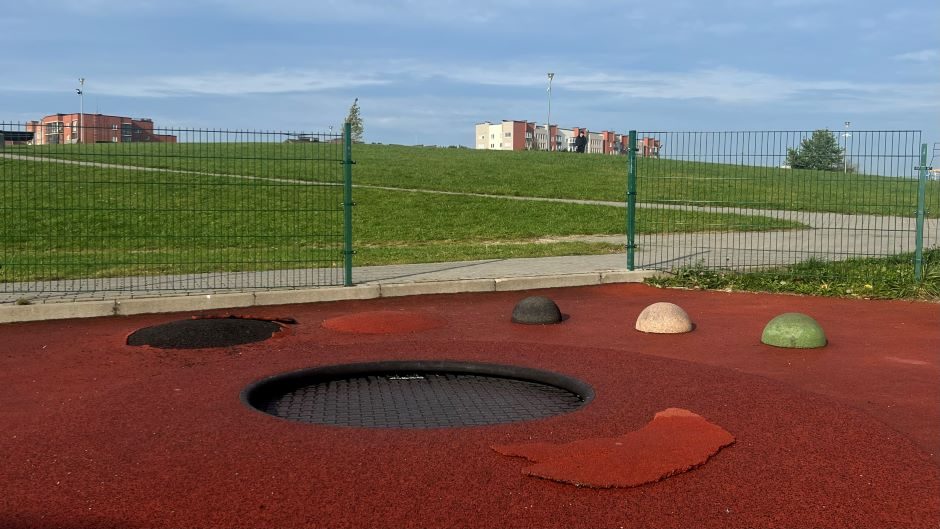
[511, 296, 563, 325]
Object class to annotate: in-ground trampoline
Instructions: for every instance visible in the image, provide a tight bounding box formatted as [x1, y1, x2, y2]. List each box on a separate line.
[242, 361, 593, 428]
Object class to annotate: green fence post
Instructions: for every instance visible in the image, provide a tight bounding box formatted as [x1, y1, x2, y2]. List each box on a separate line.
[914, 143, 928, 283]
[626, 130, 638, 271]
[343, 122, 354, 286]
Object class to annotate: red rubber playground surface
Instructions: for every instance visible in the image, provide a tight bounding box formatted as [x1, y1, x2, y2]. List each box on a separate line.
[1, 283, 938, 528]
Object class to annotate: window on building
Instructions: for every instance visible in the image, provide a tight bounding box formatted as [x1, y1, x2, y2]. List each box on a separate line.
[45, 121, 64, 144]
[504, 132, 511, 137]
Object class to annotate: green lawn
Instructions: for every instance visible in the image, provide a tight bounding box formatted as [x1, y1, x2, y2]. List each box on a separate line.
[8, 142, 937, 217]
[1, 156, 803, 281]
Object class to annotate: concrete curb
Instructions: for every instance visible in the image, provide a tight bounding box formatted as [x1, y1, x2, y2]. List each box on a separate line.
[0, 270, 655, 324]
[115, 293, 255, 316]
[379, 279, 495, 297]
[0, 300, 116, 323]
[494, 273, 600, 291]
[254, 285, 381, 306]
[601, 270, 667, 283]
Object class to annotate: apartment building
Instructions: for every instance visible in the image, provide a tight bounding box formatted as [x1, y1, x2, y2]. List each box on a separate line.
[475, 120, 659, 156]
[26, 113, 177, 145]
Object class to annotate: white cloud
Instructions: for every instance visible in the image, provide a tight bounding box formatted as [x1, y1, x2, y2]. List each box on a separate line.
[201, 0, 572, 25]
[770, 0, 838, 6]
[784, 15, 830, 31]
[26, 0, 194, 16]
[703, 22, 748, 35]
[89, 70, 390, 97]
[557, 68, 849, 104]
[414, 62, 936, 111]
[3, 60, 936, 119]
[893, 49, 940, 63]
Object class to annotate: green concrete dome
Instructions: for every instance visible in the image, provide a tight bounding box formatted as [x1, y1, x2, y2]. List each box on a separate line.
[761, 312, 827, 348]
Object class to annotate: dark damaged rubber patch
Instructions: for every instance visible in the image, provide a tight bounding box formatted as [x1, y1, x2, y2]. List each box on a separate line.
[127, 317, 284, 349]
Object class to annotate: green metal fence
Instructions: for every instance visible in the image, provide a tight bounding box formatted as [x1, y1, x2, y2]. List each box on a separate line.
[625, 130, 937, 277]
[1, 121, 353, 300]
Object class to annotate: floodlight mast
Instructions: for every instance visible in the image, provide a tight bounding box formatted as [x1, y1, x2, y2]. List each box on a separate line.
[77, 78, 85, 144]
[546, 73, 554, 152]
[842, 121, 851, 173]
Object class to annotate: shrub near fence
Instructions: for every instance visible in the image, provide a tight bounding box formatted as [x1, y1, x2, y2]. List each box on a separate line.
[1, 123, 350, 296]
[625, 130, 938, 277]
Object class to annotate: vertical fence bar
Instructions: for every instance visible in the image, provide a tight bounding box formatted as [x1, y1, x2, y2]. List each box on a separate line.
[626, 130, 638, 271]
[914, 143, 928, 283]
[342, 121, 354, 286]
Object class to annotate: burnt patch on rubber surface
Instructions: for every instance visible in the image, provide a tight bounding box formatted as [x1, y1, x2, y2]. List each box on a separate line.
[243, 361, 593, 428]
[127, 317, 283, 349]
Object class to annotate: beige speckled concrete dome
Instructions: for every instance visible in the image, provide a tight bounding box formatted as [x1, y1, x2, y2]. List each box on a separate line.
[635, 302, 694, 334]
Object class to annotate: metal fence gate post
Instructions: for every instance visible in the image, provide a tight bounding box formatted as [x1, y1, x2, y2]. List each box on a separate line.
[343, 122, 354, 286]
[914, 143, 928, 283]
[626, 130, 638, 271]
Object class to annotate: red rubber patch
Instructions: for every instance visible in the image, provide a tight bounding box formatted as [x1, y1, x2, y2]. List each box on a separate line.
[322, 310, 445, 334]
[492, 408, 734, 488]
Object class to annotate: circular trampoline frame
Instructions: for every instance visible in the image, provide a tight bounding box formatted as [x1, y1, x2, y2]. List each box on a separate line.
[241, 360, 595, 428]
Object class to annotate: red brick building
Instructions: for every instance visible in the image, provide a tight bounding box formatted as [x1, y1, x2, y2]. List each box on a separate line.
[26, 113, 177, 145]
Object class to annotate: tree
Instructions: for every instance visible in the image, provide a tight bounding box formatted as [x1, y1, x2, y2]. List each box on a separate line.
[345, 98, 364, 143]
[786, 129, 845, 171]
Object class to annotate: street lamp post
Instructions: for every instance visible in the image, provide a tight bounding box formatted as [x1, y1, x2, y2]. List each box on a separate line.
[76, 78, 85, 144]
[546, 72, 554, 151]
[842, 121, 851, 174]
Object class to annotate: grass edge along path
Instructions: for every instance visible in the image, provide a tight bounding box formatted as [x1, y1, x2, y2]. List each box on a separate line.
[646, 249, 940, 301]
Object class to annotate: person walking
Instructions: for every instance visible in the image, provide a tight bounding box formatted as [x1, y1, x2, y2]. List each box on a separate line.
[575, 130, 587, 153]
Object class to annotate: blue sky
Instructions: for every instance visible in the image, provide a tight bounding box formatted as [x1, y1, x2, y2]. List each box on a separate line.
[2, 0, 938, 147]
